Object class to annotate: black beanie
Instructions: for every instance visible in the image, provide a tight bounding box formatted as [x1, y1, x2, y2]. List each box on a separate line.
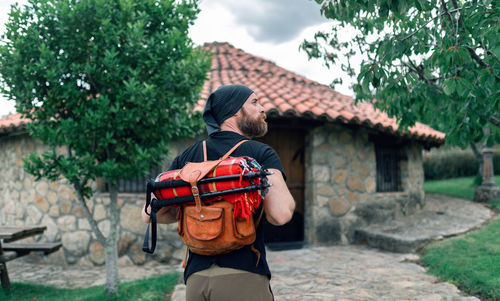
[202, 84, 254, 135]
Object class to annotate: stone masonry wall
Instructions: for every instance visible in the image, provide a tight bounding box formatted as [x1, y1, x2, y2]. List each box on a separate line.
[0, 133, 194, 266]
[1, 127, 426, 266]
[304, 124, 425, 245]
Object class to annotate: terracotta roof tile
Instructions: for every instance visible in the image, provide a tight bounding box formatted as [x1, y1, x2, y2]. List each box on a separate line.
[200, 42, 444, 144]
[0, 42, 445, 144]
[0, 113, 29, 134]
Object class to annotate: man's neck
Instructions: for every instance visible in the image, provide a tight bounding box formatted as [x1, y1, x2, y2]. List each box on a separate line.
[220, 118, 246, 137]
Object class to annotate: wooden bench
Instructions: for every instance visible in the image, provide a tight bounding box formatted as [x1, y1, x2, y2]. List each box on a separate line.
[0, 252, 17, 265]
[0, 227, 45, 243]
[0, 226, 62, 293]
[2, 242, 62, 256]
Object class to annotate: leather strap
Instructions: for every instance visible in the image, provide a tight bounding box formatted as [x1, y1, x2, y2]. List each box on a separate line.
[255, 205, 265, 227]
[250, 206, 265, 266]
[203, 139, 247, 163]
[220, 139, 248, 160]
[203, 141, 207, 162]
[189, 172, 203, 212]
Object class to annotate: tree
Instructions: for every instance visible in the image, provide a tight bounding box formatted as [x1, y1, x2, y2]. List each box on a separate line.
[0, 0, 210, 296]
[301, 0, 499, 147]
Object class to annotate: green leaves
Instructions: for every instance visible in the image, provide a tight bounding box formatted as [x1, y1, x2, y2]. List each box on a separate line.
[0, 0, 211, 191]
[443, 77, 457, 96]
[456, 77, 474, 97]
[302, 0, 500, 146]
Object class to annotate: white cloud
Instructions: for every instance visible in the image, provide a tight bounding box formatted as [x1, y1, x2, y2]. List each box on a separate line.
[211, 0, 324, 43]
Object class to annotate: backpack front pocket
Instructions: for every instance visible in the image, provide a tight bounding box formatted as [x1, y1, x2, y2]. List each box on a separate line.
[233, 214, 256, 240]
[183, 206, 224, 241]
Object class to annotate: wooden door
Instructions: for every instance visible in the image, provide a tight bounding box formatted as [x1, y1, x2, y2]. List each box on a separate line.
[256, 127, 305, 245]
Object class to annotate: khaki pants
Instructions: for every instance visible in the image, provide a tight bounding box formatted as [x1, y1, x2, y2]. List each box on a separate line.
[185, 265, 273, 301]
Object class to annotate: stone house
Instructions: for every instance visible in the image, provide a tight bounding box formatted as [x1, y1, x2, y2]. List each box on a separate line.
[0, 42, 444, 266]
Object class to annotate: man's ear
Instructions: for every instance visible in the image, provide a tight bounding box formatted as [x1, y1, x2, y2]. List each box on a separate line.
[233, 109, 242, 118]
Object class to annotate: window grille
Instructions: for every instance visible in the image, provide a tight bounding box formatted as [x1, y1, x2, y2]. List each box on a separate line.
[375, 145, 402, 192]
[106, 166, 165, 193]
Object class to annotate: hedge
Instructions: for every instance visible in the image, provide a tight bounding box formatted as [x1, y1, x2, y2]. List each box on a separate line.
[423, 148, 500, 180]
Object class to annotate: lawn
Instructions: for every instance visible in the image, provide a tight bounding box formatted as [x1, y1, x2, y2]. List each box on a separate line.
[424, 175, 500, 204]
[421, 218, 500, 300]
[0, 271, 179, 301]
[422, 176, 500, 300]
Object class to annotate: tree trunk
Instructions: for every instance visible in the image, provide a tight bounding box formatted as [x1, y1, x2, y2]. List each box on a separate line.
[104, 182, 120, 297]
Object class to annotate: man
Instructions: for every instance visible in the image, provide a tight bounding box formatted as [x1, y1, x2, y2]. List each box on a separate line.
[143, 84, 295, 300]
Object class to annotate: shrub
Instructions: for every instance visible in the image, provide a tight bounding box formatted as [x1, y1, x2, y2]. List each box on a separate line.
[423, 147, 500, 180]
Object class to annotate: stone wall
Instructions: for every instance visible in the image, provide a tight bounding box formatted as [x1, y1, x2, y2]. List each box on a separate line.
[304, 124, 425, 245]
[1, 125, 426, 266]
[0, 133, 192, 266]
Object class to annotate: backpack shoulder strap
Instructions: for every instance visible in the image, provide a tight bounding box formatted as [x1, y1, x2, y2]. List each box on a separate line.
[202, 139, 247, 162]
[250, 206, 266, 267]
[221, 139, 248, 160]
[203, 141, 207, 162]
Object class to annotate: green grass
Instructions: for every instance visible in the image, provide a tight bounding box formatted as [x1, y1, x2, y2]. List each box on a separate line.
[0, 271, 179, 301]
[423, 176, 500, 300]
[491, 199, 500, 210]
[421, 218, 500, 300]
[424, 175, 500, 201]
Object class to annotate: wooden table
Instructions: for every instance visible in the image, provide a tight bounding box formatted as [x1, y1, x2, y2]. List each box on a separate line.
[0, 226, 62, 293]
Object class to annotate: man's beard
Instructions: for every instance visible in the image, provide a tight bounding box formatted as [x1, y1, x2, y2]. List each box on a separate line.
[237, 108, 268, 138]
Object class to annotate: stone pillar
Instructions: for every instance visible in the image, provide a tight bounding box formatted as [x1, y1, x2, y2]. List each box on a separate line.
[473, 127, 500, 202]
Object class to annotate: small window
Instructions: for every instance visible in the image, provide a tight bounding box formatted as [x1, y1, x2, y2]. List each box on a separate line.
[375, 145, 402, 192]
[107, 166, 165, 193]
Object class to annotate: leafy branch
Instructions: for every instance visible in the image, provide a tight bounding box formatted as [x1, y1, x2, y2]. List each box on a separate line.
[402, 5, 468, 42]
[303, 0, 499, 146]
[490, 117, 500, 128]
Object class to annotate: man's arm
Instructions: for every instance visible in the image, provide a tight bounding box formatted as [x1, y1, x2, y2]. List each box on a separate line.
[142, 194, 179, 224]
[263, 168, 295, 225]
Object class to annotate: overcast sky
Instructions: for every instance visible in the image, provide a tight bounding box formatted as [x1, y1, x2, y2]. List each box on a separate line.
[0, 0, 356, 118]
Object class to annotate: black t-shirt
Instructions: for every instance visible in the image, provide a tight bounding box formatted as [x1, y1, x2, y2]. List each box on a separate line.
[168, 131, 285, 283]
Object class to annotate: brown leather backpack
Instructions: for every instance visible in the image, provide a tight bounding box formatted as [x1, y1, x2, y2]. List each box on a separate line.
[176, 140, 264, 258]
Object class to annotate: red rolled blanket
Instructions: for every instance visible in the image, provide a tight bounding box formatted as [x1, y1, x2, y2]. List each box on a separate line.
[153, 156, 264, 220]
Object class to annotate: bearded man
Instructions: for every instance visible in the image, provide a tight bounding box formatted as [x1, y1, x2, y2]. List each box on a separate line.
[143, 84, 295, 301]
